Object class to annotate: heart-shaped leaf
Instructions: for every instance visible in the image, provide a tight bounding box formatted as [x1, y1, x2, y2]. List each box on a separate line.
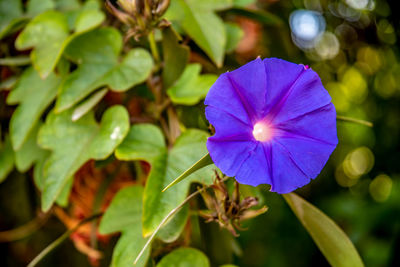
[115, 124, 215, 242]
[37, 105, 130, 211]
[56, 27, 153, 112]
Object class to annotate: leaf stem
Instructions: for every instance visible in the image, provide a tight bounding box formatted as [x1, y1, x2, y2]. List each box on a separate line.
[0, 212, 50, 242]
[134, 176, 231, 265]
[27, 213, 103, 267]
[336, 115, 373, 127]
[148, 30, 160, 66]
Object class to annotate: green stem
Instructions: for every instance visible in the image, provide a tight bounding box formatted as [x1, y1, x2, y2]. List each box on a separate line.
[336, 115, 373, 127]
[27, 213, 102, 267]
[148, 30, 160, 65]
[0, 212, 50, 242]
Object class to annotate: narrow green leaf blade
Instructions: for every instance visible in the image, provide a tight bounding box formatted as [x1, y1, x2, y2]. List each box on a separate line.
[283, 193, 364, 267]
[71, 88, 108, 121]
[162, 153, 213, 192]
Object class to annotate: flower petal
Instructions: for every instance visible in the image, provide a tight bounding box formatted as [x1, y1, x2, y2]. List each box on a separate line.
[262, 58, 305, 116]
[207, 139, 257, 177]
[235, 143, 272, 187]
[269, 142, 311, 193]
[273, 103, 337, 178]
[205, 106, 252, 140]
[204, 73, 251, 125]
[226, 58, 267, 122]
[262, 58, 331, 124]
[271, 70, 331, 124]
[275, 103, 338, 146]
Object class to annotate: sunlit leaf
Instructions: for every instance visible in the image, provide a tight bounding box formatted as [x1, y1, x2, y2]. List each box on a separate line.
[167, 64, 217, 105]
[99, 185, 149, 267]
[56, 28, 153, 112]
[7, 67, 61, 150]
[115, 124, 215, 242]
[156, 247, 210, 267]
[15, 1, 104, 78]
[283, 193, 364, 267]
[37, 105, 130, 211]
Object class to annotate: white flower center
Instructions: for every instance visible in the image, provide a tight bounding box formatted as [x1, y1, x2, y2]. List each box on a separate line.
[252, 122, 272, 142]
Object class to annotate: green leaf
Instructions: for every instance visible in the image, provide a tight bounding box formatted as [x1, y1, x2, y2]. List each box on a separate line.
[56, 28, 153, 112]
[283, 193, 364, 267]
[99, 185, 143, 234]
[71, 88, 108, 121]
[37, 105, 130, 211]
[167, 64, 217, 105]
[115, 124, 215, 242]
[73, 0, 105, 33]
[99, 185, 150, 267]
[186, 0, 232, 11]
[0, 0, 26, 39]
[166, 0, 227, 67]
[7, 67, 61, 150]
[15, 2, 105, 78]
[228, 7, 283, 26]
[14, 123, 46, 172]
[15, 10, 70, 78]
[162, 26, 190, 88]
[162, 153, 213, 192]
[233, 0, 256, 7]
[156, 247, 210, 267]
[111, 227, 150, 267]
[0, 136, 15, 183]
[225, 22, 243, 53]
[27, 0, 55, 16]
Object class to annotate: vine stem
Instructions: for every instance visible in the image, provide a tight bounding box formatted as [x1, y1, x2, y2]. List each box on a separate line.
[148, 30, 160, 65]
[27, 213, 103, 267]
[336, 115, 373, 127]
[133, 176, 231, 265]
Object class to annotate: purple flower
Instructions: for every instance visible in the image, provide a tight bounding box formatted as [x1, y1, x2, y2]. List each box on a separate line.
[204, 58, 338, 193]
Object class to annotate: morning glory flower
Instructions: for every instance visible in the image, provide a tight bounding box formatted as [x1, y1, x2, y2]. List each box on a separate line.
[204, 58, 338, 193]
